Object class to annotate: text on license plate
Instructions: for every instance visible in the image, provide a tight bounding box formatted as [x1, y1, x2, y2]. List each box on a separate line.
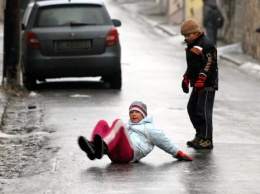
[56, 40, 91, 50]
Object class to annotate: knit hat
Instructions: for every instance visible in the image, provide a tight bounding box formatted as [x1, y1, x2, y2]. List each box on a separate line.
[129, 101, 147, 117]
[180, 18, 202, 35]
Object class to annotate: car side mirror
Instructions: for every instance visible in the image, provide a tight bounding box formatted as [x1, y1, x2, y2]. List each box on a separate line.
[112, 19, 121, 27]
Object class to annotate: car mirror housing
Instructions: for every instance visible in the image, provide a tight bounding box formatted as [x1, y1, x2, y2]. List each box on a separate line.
[112, 19, 121, 27]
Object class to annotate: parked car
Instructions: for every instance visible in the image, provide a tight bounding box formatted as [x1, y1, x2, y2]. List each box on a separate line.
[21, 0, 122, 90]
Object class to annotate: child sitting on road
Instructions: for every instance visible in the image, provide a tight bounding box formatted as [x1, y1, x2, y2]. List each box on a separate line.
[78, 101, 193, 162]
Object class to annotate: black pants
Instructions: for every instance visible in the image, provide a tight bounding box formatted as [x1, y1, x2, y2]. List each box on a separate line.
[187, 88, 215, 140]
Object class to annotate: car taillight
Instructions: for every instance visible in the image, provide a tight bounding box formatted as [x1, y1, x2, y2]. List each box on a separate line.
[26, 31, 40, 49]
[106, 28, 119, 47]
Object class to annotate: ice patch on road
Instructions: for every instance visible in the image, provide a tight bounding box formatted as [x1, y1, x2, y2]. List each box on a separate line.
[240, 62, 260, 77]
[70, 94, 91, 98]
[29, 91, 38, 97]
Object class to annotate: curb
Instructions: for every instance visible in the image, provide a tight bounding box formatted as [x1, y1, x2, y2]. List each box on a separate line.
[219, 54, 243, 66]
[217, 42, 243, 65]
[0, 90, 7, 121]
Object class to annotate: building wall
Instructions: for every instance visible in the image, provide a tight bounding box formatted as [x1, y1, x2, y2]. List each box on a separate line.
[0, 0, 3, 22]
[220, 0, 237, 43]
[185, 0, 203, 26]
[166, 0, 184, 24]
[166, 0, 203, 26]
[243, 0, 260, 59]
[220, 0, 260, 60]
[164, 0, 260, 60]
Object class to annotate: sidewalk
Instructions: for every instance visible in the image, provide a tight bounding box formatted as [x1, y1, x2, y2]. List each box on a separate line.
[116, 0, 260, 79]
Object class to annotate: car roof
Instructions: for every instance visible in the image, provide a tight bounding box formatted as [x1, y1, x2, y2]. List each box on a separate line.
[34, 0, 104, 7]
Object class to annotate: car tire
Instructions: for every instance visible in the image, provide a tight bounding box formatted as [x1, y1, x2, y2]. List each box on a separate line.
[21, 59, 37, 91]
[22, 73, 37, 91]
[109, 68, 122, 89]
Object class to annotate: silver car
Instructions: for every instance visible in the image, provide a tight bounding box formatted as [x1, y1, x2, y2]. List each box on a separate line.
[21, 0, 122, 90]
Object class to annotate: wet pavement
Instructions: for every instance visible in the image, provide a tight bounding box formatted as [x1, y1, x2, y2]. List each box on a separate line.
[0, 1, 260, 193]
[117, 0, 260, 79]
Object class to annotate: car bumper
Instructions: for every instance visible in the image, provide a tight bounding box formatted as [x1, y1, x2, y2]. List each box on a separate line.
[23, 46, 121, 79]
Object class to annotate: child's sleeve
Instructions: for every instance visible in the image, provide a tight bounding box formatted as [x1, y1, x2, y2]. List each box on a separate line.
[201, 46, 217, 76]
[147, 126, 179, 156]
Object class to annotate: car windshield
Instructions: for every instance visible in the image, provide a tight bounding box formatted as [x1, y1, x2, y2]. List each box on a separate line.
[34, 5, 108, 27]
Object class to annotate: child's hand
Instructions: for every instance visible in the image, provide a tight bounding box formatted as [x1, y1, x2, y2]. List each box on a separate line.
[182, 74, 189, 93]
[194, 75, 206, 93]
[175, 150, 193, 161]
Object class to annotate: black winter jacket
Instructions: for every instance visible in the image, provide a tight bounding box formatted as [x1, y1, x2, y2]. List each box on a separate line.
[184, 33, 218, 90]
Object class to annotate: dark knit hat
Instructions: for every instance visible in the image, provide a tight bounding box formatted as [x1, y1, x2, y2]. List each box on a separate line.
[129, 101, 147, 117]
[180, 18, 202, 35]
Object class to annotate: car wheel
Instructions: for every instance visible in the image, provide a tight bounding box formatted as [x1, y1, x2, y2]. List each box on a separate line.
[21, 60, 37, 90]
[109, 69, 122, 89]
[22, 72, 37, 91]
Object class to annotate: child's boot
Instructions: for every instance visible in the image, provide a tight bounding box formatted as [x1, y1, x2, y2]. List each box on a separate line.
[174, 150, 193, 161]
[193, 139, 213, 149]
[187, 134, 201, 147]
[78, 136, 96, 160]
[93, 134, 105, 159]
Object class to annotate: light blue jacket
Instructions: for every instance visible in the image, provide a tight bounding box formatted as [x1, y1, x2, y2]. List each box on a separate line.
[125, 115, 179, 162]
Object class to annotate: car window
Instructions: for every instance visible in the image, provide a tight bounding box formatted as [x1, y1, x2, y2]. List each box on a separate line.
[34, 5, 109, 27]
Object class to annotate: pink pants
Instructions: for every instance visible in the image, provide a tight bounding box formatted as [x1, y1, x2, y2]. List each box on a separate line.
[90, 119, 134, 163]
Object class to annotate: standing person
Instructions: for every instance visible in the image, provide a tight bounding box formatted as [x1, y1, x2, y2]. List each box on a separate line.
[180, 18, 218, 149]
[203, 0, 224, 45]
[78, 101, 193, 162]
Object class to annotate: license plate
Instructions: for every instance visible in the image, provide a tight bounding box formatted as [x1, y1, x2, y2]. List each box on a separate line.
[56, 40, 91, 50]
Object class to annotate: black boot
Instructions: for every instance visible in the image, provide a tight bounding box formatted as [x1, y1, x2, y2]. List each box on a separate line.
[93, 134, 108, 159]
[193, 139, 213, 149]
[187, 134, 201, 147]
[103, 142, 108, 155]
[78, 136, 96, 160]
[93, 134, 105, 159]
